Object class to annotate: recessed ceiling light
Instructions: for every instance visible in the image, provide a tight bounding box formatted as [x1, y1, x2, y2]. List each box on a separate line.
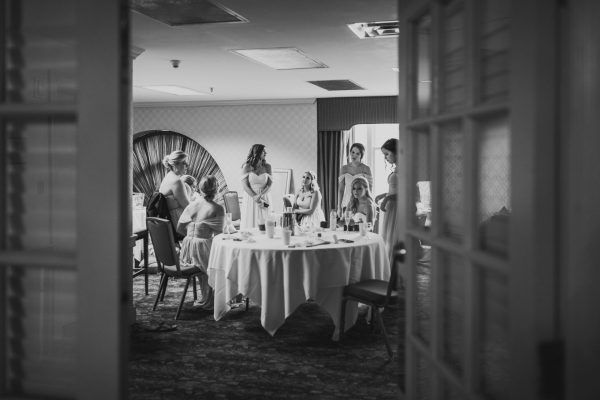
[230, 47, 328, 70]
[348, 21, 399, 39]
[142, 85, 209, 96]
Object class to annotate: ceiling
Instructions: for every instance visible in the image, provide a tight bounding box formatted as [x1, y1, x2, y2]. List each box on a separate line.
[131, 0, 398, 104]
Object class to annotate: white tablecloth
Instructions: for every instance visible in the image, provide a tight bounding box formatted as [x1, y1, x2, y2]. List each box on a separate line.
[132, 207, 146, 261]
[207, 229, 390, 340]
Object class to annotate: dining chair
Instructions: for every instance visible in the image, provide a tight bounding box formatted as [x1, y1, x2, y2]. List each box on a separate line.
[339, 242, 406, 359]
[146, 217, 204, 320]
[223, 191, 241, 228]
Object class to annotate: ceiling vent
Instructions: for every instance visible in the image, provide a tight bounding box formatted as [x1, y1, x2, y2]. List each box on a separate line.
[347, 21, 399, 39]
[307, 80, 365, 91]
[131, 0, 248, 26]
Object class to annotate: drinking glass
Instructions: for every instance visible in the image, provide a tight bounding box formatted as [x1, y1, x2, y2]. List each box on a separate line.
[225, 213, 233, 239]
[344, 210, 353, 231]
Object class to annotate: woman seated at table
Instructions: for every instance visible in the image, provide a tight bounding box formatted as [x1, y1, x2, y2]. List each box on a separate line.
[345, 176, 376, 225]
[293, 170, 325, 229]
[176, 175, 224, 310]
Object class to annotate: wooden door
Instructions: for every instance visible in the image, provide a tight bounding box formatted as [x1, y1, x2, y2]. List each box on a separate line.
[398, 0, 560, 398]
[0, 0, 130, 399]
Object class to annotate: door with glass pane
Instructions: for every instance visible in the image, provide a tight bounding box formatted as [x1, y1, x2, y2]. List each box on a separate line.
[399, 0, 559, 398]
[0, 0, 129, 399]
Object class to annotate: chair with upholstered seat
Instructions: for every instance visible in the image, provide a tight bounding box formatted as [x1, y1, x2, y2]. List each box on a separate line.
[339, 242, 406, 358]
[223, 191, 241, 229]
[146, 217, 204, 320]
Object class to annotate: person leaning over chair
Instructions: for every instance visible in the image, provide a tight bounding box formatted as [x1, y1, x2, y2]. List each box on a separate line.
[176, 175, 225, 310]
[293, 170, 325, 228]
[159, 150, 191, 232]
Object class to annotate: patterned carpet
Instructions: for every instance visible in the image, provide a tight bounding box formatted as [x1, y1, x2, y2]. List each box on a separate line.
[129, 273, 405, 399]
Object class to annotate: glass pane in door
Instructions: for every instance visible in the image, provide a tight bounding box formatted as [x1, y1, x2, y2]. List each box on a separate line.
[478, 267, 509, 400]
[440, 121, 464, 242]
[416, 350, 433, 399]
[413, 129, 432, 231]
[414, 238, 432, 345]
[440, 251, 465, 378]
[4, 118, 77, 251]
[412, 12, 433, 118]
[4, 0, 78, 104]
[441, 1, 466, 112]
[478, 0, 510, 104]
[476, 114, 510, 257]
[6, 266, 77, 397]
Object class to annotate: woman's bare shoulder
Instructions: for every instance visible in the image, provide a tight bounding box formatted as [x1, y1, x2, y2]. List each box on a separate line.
[242, 163, 253, 174]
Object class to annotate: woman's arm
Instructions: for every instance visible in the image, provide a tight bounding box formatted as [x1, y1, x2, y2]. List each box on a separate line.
[337, 165, 347, 215]
[367, 199, 376, 223]
[259, 164, 273, 195]
[374, 193, 386, 203]
[241, 164, 260, 200]
[172, 179, 190, 209]
[363, 165, 373, 189]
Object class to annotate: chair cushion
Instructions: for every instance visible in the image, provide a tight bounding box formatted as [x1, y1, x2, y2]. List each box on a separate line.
[163, 264, 202, 277]
[343, 280, 398, 306]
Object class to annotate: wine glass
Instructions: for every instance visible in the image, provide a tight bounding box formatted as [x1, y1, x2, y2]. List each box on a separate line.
[344, 210, 353, 231]
[225, 212, 233, 239]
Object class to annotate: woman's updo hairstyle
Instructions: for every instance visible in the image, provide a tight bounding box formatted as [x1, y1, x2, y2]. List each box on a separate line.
[381, 138, 398, 153]
[198, 175, 218, 201]
[350, 143, 366, 160]
[162, 150, 188, 170]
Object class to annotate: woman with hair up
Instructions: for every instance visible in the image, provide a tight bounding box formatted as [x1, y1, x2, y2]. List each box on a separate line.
[374, 138, 400, 263]
[177, 175, 225, 310]
[293, 170, 326, 228]
[337, 142, 373, 217]
[240, 144, 273, 229]
[159, 150, 191, 230]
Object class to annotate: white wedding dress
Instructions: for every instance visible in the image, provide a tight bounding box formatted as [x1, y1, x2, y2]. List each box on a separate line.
[240, 172, 272, 229]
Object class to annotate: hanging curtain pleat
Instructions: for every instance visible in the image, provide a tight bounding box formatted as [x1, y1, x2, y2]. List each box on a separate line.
[317, 130, 343, 215]
[317, 96, 398, 131]
[132, 131, 228, 205]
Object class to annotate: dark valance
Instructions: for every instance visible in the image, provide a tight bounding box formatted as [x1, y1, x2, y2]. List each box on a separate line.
[317, 96, 399, 131]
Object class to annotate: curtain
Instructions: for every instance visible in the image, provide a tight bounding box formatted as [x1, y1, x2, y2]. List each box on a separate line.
[132, 130, 228, 206]
[317, 130, 343, 215]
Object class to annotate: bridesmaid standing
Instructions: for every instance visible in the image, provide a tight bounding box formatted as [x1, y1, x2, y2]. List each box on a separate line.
[240, 144, 273, 229]
[158, 150, 190, 233]
[336, 143, 373, 217]
[375, 138, 399, 263]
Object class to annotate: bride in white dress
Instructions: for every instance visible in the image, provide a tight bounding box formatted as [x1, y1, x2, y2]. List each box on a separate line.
[240, 144, 273, 229]
[293, 170, 325, 228]
[337, 143, 373, 216]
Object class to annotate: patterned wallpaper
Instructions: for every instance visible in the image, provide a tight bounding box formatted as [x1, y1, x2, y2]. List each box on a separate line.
[133, 102, 317, 196]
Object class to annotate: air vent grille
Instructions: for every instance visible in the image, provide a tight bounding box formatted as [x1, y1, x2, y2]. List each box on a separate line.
[308, 80, 365, 91]
[131, 0, 248, 26]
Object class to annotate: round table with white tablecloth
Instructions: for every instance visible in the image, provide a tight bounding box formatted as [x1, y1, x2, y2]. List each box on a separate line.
[207, 229, 390, 340]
